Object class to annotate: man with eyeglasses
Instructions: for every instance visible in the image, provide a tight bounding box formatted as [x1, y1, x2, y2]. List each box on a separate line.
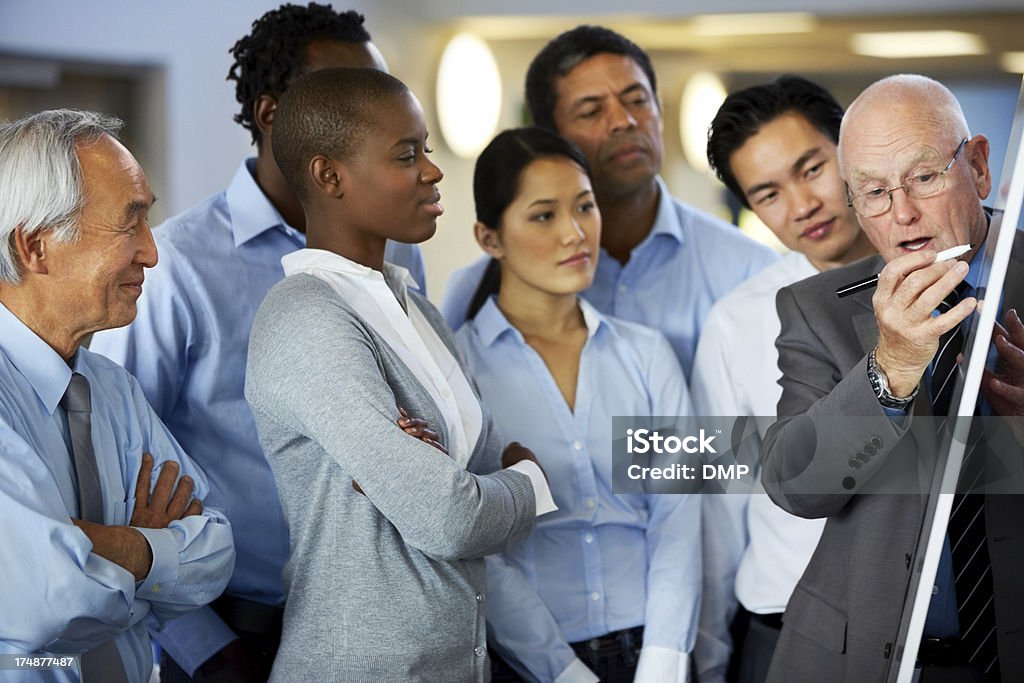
[760, 74, 1024, 682]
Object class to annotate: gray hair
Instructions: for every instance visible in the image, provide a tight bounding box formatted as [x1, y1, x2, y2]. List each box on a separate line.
[0, 109, 123, 283]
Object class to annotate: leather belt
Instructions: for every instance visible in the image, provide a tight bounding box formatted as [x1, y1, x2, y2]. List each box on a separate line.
[749, 611, 784, 630]
[211, 595, 284, 637]
[917, 637, 969, 667]
[571, 626, 644, 652]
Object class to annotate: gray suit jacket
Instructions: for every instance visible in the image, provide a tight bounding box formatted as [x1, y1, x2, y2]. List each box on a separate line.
[761, 244, 1024, 682]
[245, 274, 537, 682]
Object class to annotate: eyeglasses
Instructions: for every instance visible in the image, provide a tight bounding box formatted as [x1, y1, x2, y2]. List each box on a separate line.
[847, 137, 968, 218]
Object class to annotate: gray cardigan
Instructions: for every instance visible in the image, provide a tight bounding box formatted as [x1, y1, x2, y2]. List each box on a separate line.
[245, 273, 537, 682]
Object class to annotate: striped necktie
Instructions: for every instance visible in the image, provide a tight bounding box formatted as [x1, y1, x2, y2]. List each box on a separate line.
[928, 285, 1000, 677]
[930, 284, 967, 416]
[949, 485, 999, 678]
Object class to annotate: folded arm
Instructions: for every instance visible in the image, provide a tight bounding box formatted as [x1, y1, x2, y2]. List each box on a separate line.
[245, 283, 536, 562]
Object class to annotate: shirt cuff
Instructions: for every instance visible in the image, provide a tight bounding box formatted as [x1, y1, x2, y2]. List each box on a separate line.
[152, 606, 239, 676]
[882, 405, 910, 428]
[635, 646, 689, 683]
[133, 526, 179, 599]
[507, 460, 558, 516]
[553, 657, 599, 683]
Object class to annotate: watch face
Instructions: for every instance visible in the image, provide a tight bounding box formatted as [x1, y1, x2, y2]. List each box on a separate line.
[868, 350, 887, 397]
[870, 370, 889, 400]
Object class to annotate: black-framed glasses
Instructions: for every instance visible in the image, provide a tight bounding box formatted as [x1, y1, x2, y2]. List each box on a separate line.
[847, 137, 969, 218]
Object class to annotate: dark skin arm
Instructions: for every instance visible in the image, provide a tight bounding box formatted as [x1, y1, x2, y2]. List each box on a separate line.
[500, 441, 545, 479]
[397, 406, 448, 455]
[982, 308, 1024, 444]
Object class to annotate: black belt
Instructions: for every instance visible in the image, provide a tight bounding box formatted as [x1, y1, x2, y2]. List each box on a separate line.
[211, 595, 284, 637]
[570, 626, 644, 653]
[749, 611, 784, 630]
[917, 637, 970, 668]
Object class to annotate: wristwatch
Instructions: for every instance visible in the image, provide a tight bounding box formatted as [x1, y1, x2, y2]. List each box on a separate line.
[867, 347, 917, 409]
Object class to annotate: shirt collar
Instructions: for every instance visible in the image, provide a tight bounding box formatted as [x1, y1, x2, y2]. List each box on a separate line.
[473, 295, 607, 347]
[965, 207, 995, 291]
[0, 302, 72, 414]
[225, 158, 301, 247]
[281, 247, 420, 292]
[647, 176, 685, 246]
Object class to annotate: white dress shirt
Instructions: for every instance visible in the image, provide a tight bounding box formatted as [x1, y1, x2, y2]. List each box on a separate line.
[689, 252, 827, 683]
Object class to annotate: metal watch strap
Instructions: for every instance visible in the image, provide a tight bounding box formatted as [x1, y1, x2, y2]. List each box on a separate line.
[867, 347, 917, 409]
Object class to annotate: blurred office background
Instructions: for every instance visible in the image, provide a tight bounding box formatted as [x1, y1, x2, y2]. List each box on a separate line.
[2, 0, 1022, 300]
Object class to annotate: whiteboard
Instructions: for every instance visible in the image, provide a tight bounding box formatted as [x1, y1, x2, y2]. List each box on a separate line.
[890, 74, 1024, 682]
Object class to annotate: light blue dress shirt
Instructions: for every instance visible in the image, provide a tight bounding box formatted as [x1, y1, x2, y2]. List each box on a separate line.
[922, 255, 984, 639]
[442, 177, 778, 380]
[0, 303, 234, 683]
[455, 297, 701, 682]
[89, 158, 426, 673]
[881, 252, 986, 639]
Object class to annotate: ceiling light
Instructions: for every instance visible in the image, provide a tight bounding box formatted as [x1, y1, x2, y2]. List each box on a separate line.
[1001, 52, 1024, 74]
[436, 33, 502, 159]
[680, 72, 727, 177]
[850, 31, 987, 59]
[690, 13, 817, 37]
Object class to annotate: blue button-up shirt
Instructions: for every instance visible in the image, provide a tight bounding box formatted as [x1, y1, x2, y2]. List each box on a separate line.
[0, 303, 234, 682]
[455, 297, 700, 682]
[89, 158, 426, 673]
[923, 254, 985, 639]
[442, 177, 779, 380]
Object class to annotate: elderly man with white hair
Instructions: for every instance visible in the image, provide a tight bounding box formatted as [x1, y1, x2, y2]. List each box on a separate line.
[0, 109, 234, 683]
[760, 75, 1024, 682]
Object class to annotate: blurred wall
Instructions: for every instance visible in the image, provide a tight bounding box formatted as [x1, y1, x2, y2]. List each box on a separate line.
[1, 1, 1020, 303]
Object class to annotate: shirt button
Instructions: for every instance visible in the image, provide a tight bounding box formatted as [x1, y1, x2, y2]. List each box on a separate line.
[585, 498, 596, 509]
[590, 592, 601, 602]
[572, 441, 583, 451]
[584, 533, 594, 544]
[618, 284, 629, 293]
[151, 584, 161, 593]
[475, 593, 485, 603]
[441, 389, 452, 399]
[932, 585, 940, 595]
[474, 646, 486, 657]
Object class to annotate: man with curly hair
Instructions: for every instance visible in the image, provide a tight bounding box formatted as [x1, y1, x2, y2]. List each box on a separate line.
[91, 4, 424, 681]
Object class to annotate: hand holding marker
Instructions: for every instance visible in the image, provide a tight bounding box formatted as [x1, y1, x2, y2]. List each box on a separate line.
[835, 244, 974, 298]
